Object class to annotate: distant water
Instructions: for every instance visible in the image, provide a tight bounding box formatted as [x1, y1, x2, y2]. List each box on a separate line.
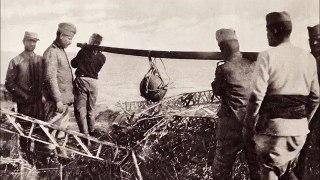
[1, 51, 218, 108]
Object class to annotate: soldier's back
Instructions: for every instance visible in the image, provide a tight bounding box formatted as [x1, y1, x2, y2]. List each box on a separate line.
[221, 56, 256, 106]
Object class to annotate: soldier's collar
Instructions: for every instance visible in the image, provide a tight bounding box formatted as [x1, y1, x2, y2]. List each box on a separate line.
[21, 51, 36, 58]
[53, 40, 64, 49]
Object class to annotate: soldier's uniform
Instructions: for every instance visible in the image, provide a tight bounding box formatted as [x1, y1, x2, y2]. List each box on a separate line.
[71, 33, 106, 136]
[42, 23, 76, 142]
[5, 31, 44, 160]
[294, 24, 320, 180]
[245, 12, 320, 180]
[212, 29, 259, 180]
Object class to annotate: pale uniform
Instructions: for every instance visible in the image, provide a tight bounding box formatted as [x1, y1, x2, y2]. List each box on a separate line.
[246, 41, 320, 179]
[42, 23, 76, 144]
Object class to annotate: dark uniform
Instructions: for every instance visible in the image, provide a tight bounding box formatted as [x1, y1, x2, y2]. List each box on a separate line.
[5, 32, 44, 160]
[71, 44, 106, 136]
[212, 29, 259, 180]
[294, 24, 320, 180]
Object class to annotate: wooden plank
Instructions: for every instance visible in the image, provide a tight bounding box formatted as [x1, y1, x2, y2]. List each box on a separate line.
[77, 43, 258, 60]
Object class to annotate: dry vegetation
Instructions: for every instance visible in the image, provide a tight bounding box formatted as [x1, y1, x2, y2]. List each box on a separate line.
[1, 98, 319, 179]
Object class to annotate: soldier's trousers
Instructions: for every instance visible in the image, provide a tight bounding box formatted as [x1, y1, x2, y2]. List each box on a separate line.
[17, 101, 43, 158]
[293, 109, 320, 180]
[74, 77, 98, 136]
[33, 100, 71, 154]
[254, 134, 307, 180]
[212, 114, 260, 180]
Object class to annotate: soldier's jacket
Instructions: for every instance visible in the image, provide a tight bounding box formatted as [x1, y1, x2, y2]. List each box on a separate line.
[43, 43, 74, 104]
[246, 42, 319, 136]
[5, 51, 44, 104]
[316, 54, 320, 83]
[212, 52, 256, 122]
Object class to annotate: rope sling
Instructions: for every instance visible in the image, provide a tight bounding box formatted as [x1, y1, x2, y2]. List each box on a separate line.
[140, 56, 169, 102]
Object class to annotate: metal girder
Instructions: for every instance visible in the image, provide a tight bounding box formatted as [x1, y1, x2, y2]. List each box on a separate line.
[0, 108, 130, 163]
[123, 90, 218, 113]
[0, 108, 145, 179]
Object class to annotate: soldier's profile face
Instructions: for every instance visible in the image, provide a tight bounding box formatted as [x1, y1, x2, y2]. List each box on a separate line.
[23, 39, 37, 52]
[267, 28, 277, 47]
[60, 34, 73, 48]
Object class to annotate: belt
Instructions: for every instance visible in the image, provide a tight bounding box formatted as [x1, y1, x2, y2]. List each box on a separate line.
[260, 95, 307, 119]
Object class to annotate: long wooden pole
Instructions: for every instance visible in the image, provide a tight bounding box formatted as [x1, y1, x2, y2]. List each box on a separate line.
[76, 43, 258, 60]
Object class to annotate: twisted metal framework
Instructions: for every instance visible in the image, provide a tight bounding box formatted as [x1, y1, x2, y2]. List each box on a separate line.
[0, 108, 142, 179]
[123, 90, 218, 112]
[0, 90, 219, 179]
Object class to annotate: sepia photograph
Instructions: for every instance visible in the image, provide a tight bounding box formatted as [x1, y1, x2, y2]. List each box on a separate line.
[0, 0, 319, 179]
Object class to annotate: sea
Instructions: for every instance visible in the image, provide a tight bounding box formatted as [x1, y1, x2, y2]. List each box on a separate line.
[1, 51, 218, 109]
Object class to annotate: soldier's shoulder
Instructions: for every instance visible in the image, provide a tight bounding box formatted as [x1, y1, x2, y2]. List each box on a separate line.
[10, 53, 24, 64]
[99, 52, 106, 60]
[43, 44, 58, 56]
[259, 49, 272, 56]
[241, 57, 256, 65]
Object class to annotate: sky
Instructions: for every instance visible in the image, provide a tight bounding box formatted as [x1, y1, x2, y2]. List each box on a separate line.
[1, 0, 319, 54]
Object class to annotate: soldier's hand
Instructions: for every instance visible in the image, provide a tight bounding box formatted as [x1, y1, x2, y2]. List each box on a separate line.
[56, 101, 64, 113]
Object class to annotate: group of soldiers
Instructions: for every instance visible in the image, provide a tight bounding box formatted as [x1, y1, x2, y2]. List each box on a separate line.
[212, 11, 320, 180]
[5, 23, 106, 166]
[3, 10, 320, 180]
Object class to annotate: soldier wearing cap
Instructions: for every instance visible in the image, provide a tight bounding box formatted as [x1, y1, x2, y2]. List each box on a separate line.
[211, 28, 260, 180]
[294, 24, 320, 180]
[244, 12, 319, 180]
[5, 31, 44, 163]
[42, 23, 76, 149]
[71, 33, 106, 139]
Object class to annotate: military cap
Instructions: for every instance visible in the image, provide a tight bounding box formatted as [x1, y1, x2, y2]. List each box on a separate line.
[266, 11, 291, 26]
[216, 28, 237, 43]
[307, 24, 320, 39]
[58, 22, 77, 37]
[89, 33, 103, 44]
[23, 31, 39, 41]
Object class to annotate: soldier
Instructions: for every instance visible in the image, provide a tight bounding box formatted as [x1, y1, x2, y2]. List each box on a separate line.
[211, 28, 260, 180]
[71, 33, 106, 138]
[5, 31, 44, 162]
[293, 24, 320, 180]
[42, 23, 76, 147]
[244, 12, 319, 180]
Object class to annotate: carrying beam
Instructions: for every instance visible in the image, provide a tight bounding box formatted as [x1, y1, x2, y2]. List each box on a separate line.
[77, 43, 258, 60]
